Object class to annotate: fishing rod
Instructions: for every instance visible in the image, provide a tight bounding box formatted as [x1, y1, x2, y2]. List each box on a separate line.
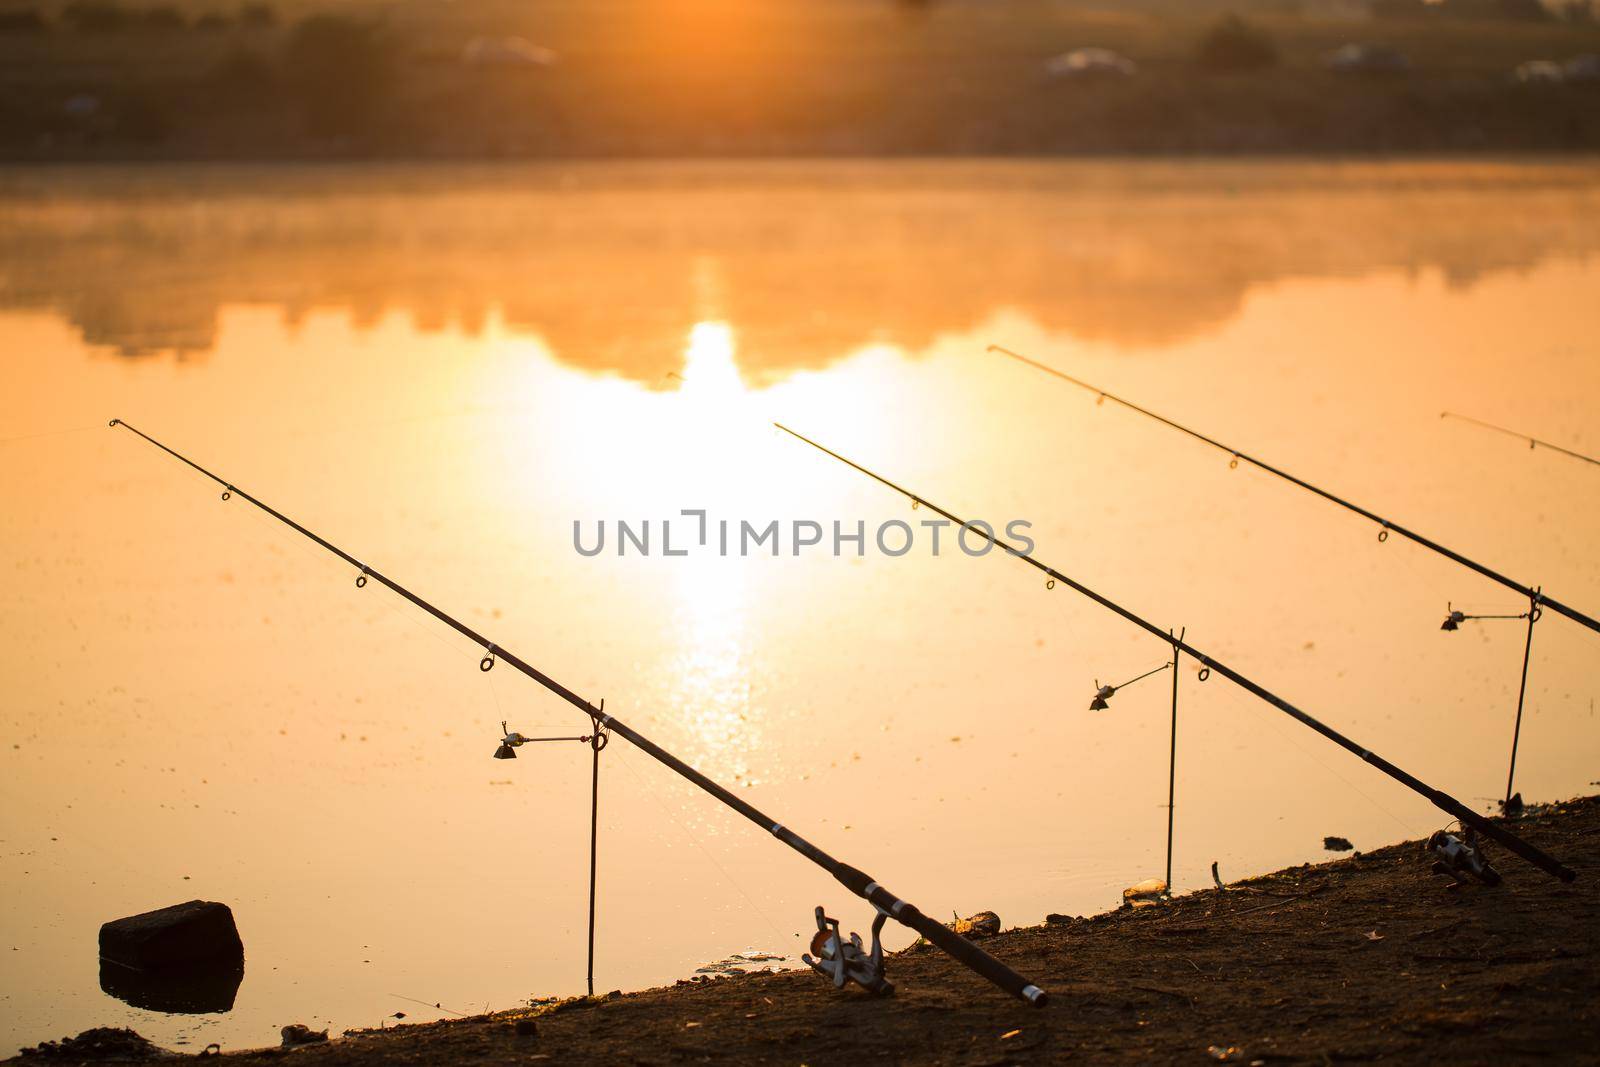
[1441, 411, 1600, 469]
[107, 419, 1048, 1007]
[987, 345, 1600, 637]
[773, 423, 1576, 884]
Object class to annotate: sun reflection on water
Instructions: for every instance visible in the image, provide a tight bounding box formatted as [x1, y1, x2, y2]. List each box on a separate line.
[659, 321, 768, 784]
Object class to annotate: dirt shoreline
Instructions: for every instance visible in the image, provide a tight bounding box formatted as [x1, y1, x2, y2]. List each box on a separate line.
[15, 796, 1600, 1064]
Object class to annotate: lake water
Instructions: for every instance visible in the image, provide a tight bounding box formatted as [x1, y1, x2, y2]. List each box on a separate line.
[3, 159, 1599, 1053]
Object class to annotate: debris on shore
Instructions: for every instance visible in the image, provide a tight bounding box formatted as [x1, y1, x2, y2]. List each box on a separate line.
[279, 1025, 327, 1048]
[15, 1028, 163, 1061]
[12, 797, 1596, 1066]
[1122, 879, 1168, 907]
[950, 911, 1002, 940]
[694, 950, 788, 977]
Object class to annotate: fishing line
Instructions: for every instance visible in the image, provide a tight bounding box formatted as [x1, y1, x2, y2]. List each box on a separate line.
[866, 433, 1411, 867]
[1441, 411, 1600, 469]
[216, 427, 779, 912]
[987, 345, 1600, 637]
[226, 489, 481, 674]
[388, 993, 469, 1018]
[1217, 668, 1420, 838]
[482, 641, 514, 735]
[611, 742, 795, 952]
[1220, 438, 1438, 607]
[1386, 529, 1453, 606]
[1114, 629, 1416, 877]
[775, 423, 1576, 884]
[992, 347, 1583, 816]
[110, 419, 1049, 1006]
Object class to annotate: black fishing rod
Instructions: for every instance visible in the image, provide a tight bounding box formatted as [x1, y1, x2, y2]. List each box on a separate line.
[774, 423, 1576, 884]
[107, 419, 1047, 1007]
[987, 345, 1600, 637]
[1441, 411, 1600, 469]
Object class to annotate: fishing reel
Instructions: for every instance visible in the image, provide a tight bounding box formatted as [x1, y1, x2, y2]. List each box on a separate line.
[801, 904, 894, 997]
[1428, 827, 1501, 887]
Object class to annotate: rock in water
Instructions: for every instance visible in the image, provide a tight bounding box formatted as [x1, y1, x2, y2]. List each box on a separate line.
[99, 900, 244, 971]
[1323, 836, 1355, 852]
[100, 953, 243, 1013]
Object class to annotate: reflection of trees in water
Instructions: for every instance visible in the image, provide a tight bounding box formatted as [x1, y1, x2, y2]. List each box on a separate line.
[1, 161, 1597, 377]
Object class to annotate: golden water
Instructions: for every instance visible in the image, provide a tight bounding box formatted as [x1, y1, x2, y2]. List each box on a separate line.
[3, 159, 1599, 1052]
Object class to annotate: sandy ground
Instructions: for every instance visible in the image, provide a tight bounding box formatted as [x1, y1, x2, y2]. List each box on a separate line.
[13, 795, 1600, 1065]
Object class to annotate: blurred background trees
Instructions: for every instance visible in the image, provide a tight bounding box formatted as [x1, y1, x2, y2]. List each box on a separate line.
[281, 14, 395, 137]
[0, 0, 1596, 157]
[1196, 14, 1279, 71]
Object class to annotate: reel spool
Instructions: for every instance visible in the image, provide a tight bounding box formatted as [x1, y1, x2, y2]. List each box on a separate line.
[801, 905, 894, 997]
[1428, 828, 1501, 887]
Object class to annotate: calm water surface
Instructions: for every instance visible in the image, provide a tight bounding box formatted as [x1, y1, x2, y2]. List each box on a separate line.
[3, 159, 1599, 1052]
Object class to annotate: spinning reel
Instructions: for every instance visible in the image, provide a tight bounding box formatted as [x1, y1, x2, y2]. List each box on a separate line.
[1428, 826, 1501, 887]
[801, 904, 894, 997]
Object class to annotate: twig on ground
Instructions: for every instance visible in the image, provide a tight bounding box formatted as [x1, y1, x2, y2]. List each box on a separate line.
[1129, 983, 1193, 1006]
[1174, 885, 1326, 928]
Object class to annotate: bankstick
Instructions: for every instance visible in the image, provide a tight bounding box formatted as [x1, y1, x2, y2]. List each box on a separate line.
[109, 418, 1048, 1007]
[775, 423, 1576, 884]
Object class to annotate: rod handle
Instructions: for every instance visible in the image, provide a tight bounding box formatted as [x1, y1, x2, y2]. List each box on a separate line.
[835, 866, 1048, 1007]
[894, 899, 1048, 1007]
[1433, 793, 1575, 883]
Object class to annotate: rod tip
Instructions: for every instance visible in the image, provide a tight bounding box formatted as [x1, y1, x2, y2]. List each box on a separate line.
[107, 418, 120, 427]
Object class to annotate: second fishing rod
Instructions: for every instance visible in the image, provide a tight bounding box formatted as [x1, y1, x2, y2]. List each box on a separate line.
[774, 424, 1576, 884]
[988, 344, 1600, 637]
